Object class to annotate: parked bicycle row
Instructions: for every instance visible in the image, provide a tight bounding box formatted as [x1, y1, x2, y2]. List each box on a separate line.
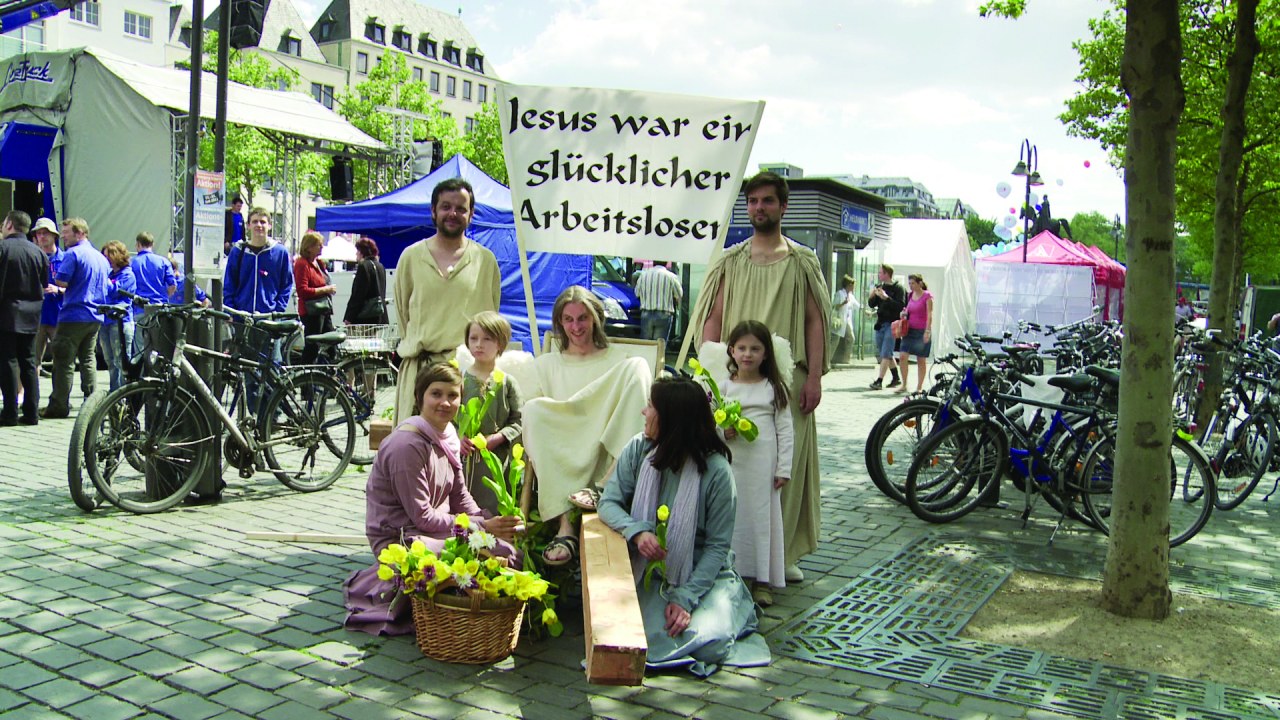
[865, 324, 1216, 548]
[69, 293, 399, 515]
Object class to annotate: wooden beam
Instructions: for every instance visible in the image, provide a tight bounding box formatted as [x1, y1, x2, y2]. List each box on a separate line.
[369, 418, 393, 450]
[580, 513, 646, 685]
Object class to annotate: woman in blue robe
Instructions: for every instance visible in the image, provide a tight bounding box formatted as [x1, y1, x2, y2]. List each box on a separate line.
[597, 377, 771, 677]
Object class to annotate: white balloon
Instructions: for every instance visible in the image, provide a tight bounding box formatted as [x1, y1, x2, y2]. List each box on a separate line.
[996, 181, 1011, 198]
[1029, 192, 1041, 207]
[1056, 178, 1064, 186]
[1003, 216, 1017, 228]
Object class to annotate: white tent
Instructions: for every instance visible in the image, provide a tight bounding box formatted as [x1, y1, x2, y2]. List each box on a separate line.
[883, 219, 977, 359]
[0, 47, 382, 252]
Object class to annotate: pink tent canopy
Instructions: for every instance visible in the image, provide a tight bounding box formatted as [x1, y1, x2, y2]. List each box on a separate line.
[985, 231, 1126, 319]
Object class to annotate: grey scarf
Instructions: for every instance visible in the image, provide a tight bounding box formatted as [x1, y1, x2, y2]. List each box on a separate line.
[629, 449, 701, 587]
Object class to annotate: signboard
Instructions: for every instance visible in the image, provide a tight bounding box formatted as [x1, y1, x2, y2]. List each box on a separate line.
[841, 204, 871, 236]
[0, 52, 73, 112]
[497, 84, 764, 264]
[192, 170, 225, 276]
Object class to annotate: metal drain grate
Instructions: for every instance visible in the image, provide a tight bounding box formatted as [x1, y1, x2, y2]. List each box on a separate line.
[773, 533, 1280, 719]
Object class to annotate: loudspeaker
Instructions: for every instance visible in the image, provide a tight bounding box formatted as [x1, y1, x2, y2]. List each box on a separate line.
[411, 141, 435, 179]
[329, 158, 353, 202]
[228, 0, 268, 49]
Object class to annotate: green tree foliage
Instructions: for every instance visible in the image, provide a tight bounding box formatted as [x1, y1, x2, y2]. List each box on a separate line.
[1060, 1, 1280, 285]
[337, 52, 507, 198]
[1070, 211, 1124, 261]
[964, 215, 999, 250]
[185, 32, 328, 204]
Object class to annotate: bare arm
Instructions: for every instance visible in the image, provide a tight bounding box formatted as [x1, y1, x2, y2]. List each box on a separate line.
[701, 284, 725, 343]
[800, 290, 825, 414]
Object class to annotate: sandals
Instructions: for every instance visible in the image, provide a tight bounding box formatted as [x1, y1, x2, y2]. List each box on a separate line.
[542, 535, 579, 567]
[568, 487, 601, 511]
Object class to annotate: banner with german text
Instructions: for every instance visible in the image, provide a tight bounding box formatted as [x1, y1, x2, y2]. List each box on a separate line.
[497, 84, 764, 264]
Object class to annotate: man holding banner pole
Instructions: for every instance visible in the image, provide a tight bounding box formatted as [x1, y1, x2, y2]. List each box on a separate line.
[392, 178, 501, 422]
[691, 171, 830, 584]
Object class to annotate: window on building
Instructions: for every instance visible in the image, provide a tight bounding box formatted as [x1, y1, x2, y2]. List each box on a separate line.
[281, 34, 301, 56]
[179, 24, 190, 47]
[419, 35, 437, 58]
[466, 50, 484, 74]
[462, 80, 472, 101]
[429, 71, 440, 93]
[443, 42, 461, 65]
[393, 29, 411, 52]
[465, 117, 475, 134]
[277, 78, 288, 91]
[366, 20, 385, 44]
[71, 1, 99, 26]
[356, 51, 369, 74]
[124, 11, 152, 39]
[318, 21, 334, 40]
[446, 76, 456, 97]
[0, 20, 45, 56]
[442, 111, 451, 119]
[412, 67, 423, 83]
[311, 83, 335, 110]
[477, 84, 487, 103]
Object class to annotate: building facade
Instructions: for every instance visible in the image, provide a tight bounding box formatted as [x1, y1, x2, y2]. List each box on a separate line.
[836, 175, 942, 219]
[1, 0, 179, 66]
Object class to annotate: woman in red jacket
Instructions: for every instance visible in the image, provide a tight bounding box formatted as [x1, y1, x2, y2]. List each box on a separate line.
[294, 231, 337, 364]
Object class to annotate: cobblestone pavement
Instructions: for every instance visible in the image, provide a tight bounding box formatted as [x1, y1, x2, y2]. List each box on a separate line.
[2, 362, 1278, 719]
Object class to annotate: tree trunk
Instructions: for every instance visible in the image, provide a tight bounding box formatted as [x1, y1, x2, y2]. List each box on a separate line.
[1197, 0, 1260, 429]
[1100, 0, 1183, 620]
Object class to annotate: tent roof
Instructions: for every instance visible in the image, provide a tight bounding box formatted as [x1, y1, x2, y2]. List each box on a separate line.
[315, 154, 513, 233]
[983, 230, 1125, 290]
[87, 47, 383, 150]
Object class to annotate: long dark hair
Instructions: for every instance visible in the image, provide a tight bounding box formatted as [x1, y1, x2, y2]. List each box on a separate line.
[725, 320, 789, 410]
[649, 377, 730, 473]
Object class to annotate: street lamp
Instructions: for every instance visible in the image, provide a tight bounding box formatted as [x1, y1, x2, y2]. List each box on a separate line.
[1112, 213, 1123, 260]
[1012, 139, 1044, 263]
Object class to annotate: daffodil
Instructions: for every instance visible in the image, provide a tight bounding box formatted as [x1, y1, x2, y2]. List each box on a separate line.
[455, 513, 471, 530]
[688, 358, 702, 373]
[491, 369, 506, 384]
[713, 408, 727, 425]
[541, 608, 559, 626]
[471, 434, 487, 451]
[378, 543, 408, 566]
[512, 444, 524, 461]
[449, 357, 459, 367]
[376, 564, 395, 581]
[656, 504, 670, 522]
[737, 418, 752, 432]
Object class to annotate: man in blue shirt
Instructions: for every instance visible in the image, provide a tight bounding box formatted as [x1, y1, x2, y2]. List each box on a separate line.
[223, 207, 292, 313]
[130, 230, 175, 355]
[224, 195, 244, 256]
[43, 217, 110, 419]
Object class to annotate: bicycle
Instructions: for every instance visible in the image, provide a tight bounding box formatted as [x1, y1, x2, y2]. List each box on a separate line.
[81, 302, 357, 513]
[307, 323, 399, 466]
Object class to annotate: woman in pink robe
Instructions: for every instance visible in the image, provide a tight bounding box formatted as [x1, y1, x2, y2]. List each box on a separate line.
[343, 363, 521, 635]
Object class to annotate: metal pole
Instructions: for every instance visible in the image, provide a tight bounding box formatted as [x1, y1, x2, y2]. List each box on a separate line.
[1022, 174, 1031, 263]
[211, 0, 231, 308]
[184, 0, 202, 283]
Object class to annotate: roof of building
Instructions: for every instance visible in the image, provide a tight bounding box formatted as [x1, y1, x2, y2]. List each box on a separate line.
[838, 175, 934, 194]
[311, 0, 483, 57]
[207, 0, 329, 64]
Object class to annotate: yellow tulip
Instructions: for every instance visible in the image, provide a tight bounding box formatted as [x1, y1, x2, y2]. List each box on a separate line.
[378, 544, 407, 566]
[688, 358, 702, 372]
[492, 369, 506, 384]
[449, 357, 459, 368]
[713, 409, 727, 424]
[541, 608, 559, 626]
[737, 418, 751, 432]
[455, 513, 471, 530]
[472, 434, 487, 450]
[376, 565, 395, 582]
[656, 504, 670, 522]
[512, 444, 524, 461]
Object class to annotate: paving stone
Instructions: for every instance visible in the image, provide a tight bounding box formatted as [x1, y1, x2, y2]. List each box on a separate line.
[19, 678, 95, 709]
[918, 700, 1000, 720]
[208, 682, 286, 715]
[188, 647, 255, 673]
[120, 650, 192, 677]
[763, 699, 840, 720]
[13, 611, 77, 634]
[0, 662, 57, 690]
[146, 692, 226, 720]
[167, 666, 236, 695]
[327, 697, 405, 720]
[60, 659, 134, 689]
[62, 693, 143, 720]
[25, 643, 91, 671]
[274, 677, 350, 710]
[258, 699, 340, 720]
[103, 674, 179, 705]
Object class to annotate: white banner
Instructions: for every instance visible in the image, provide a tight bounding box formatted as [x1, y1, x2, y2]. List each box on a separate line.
[192, 170, 225, 277]
[497, 84, 764, 264]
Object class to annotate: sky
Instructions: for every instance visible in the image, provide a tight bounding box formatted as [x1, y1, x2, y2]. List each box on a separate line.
[257, 0, 1127, 225]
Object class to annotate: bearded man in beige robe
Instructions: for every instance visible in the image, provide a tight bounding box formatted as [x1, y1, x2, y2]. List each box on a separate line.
[393, 178, 501, 422]
[691, 171, 830, 583]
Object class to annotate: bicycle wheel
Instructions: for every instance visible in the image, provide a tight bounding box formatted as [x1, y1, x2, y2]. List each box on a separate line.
[68, 389, 110, 512]
[261, 371, 356, 492]
[1211, 412, 1275, 510]
[1171, 367, 1201, 426]
[905, 418, 1008, 523]
[1080, 433, 1215, 548]
[337, 355, 399, 466]
[84, 381, 215, 514]
[865, 398, 942, 503]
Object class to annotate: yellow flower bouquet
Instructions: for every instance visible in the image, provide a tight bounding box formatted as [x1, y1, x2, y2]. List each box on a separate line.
[378, 514, 563, 662]
[688, 358, 760, 442]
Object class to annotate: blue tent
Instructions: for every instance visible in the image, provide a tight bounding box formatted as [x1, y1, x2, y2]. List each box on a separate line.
[316, 155, 590, 350]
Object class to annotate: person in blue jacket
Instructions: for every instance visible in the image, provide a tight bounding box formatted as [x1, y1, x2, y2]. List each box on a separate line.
[222, 207, 292, 314]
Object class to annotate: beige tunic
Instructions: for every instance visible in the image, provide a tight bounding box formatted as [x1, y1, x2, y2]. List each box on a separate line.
[690, 238, 831, 565]
[392, 238, 500, 421]
[521, 345, 651, 520]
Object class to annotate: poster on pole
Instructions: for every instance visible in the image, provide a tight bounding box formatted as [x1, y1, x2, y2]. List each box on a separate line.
[497, 84, 764, 265]
[192, 170, 225, 277]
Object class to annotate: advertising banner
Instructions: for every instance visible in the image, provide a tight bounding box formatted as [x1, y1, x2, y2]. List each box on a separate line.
[192, 170, 225, 276]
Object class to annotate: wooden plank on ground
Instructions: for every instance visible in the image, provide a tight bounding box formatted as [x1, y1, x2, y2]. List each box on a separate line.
[580, 513, 647, 685]
[369, 418, 393, 450]
[245, 532, 367, 545]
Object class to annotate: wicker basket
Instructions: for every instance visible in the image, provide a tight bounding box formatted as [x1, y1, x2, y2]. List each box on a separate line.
[411, 592, 525, 664]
